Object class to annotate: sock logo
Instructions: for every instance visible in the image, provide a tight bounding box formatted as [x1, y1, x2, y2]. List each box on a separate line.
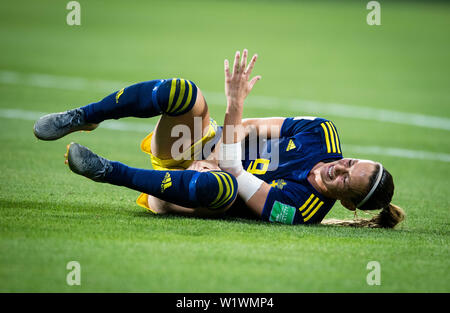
[116, 88, 124, 104]
[286, 139, 296, 151]
[161, 172, 172, 192]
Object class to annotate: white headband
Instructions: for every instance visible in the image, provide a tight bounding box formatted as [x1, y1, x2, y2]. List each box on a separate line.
[357, 164, 383, 209]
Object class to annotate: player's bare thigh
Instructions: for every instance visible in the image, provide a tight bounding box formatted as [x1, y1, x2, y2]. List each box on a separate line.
[150, 88, 211, 160]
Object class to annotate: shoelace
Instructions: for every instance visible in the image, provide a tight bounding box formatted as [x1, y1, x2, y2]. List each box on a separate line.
[57, 109, 83, 128]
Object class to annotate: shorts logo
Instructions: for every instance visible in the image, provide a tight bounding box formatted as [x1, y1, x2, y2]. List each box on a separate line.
[269, 201, 296, 225]
[161, 172, 172, 192]
[116, 88, 124, 104]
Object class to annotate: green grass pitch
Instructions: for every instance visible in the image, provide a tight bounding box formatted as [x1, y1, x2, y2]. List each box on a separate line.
[0, 0, 449, 292]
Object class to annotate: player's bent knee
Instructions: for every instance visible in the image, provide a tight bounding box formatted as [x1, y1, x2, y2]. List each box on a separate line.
[194, 171, 238, 211]
[154, 78, 198, 116]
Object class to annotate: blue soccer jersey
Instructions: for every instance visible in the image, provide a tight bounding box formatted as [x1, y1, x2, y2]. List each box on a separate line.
[241, 117, 343, 225]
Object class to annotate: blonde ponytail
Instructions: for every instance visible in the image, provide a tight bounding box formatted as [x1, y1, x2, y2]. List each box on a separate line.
[321, 203, 405, 228]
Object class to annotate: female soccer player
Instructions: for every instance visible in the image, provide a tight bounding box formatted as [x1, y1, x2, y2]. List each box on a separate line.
[33, 50, 404, 228]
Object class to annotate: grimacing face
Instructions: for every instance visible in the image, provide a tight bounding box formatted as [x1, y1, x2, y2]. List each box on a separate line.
[319, 158, 378, 204]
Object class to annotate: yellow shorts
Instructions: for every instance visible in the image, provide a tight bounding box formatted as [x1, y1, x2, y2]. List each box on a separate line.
[136, 118, 220, 213]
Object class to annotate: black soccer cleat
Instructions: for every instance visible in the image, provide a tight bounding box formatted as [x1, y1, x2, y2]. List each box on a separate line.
[33, 108, 98, 141]
[66, 143, 113, 182]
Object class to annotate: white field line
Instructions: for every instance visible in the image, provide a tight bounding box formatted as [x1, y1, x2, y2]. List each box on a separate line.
[1, 70, 450, 131]
[0, 108, 153, 133]
[204, 93, 450, 132]
[1, 108, 449, 163]
[344, 144, 450, 163]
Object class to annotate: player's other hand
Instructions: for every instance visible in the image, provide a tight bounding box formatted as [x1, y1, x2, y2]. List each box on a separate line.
[224, 49, 261, 108]
[186, 160, 220, 172]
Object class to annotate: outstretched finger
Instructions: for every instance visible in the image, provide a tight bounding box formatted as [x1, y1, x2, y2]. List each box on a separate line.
[248, 75, 262, 91]
[233, 51, 240, 75]
[224, 59, 230, 79]
[240, 49, 248, 73]
[245, 54, 258, 76]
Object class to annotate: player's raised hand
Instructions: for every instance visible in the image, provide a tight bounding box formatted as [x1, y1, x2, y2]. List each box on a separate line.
[224, 49, 261, 107]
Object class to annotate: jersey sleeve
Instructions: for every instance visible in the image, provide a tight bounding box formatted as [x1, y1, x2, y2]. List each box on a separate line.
[281, 116, 333, 137]
[261, 187, 301, 225]
[280, 117, 320, 137]
[281, 117, 343, 157]
[261, 184, 328, 225]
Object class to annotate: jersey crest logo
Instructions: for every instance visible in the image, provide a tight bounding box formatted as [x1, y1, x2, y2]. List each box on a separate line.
[161, 172, 172, 192]
[286, 139, 296, 151]
[270, 179, 287, 189]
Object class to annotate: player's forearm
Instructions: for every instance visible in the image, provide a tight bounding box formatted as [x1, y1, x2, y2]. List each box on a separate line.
[220, 50, 265, 207]
[222, 99, 245, 144]
[224, 99, 243, 125]
[244, 182, 271, 217]
[220, 100, 245, 176]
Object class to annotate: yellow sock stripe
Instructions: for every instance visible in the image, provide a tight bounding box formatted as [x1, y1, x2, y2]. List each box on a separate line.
[170, 79, 186, 114]
[304, 201, 324, 222]
[209, 172, 226, 208]
[209, 172, 224, 207]
[329, 122, 341, 154]
[326, 122, 336, 153]
[212, 172, 234, 208]
[320, 123, 331, 153]
[302, 197, 319, 217]
[167, 78, 178, 113]
[222, 172, 235, 204]
[298, 194, 315, 212]
[178, 80, 193, 114]
[218, 172, 233, 208]
[115, 88, 124, 104]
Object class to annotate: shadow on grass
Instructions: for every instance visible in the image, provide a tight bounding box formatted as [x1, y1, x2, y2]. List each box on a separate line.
[131, 209, 268, 227]
[132, 209, 419, 237]
[3, 198, 441, 238]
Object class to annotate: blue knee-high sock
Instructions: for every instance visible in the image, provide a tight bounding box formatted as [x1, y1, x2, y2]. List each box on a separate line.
[105, 161, 237, 210]
[80, 78, 198, 124]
